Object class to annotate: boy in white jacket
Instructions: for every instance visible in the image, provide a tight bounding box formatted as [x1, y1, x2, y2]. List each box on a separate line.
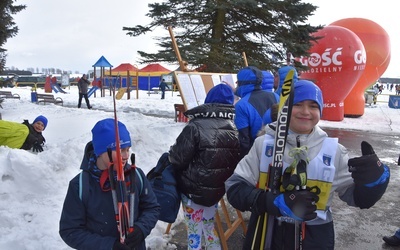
[225, 80, 390, 249]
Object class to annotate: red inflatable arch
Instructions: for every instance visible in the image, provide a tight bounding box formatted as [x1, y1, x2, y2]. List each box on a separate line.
[298, 25, 366, 121]
[330, 18, 391, 117]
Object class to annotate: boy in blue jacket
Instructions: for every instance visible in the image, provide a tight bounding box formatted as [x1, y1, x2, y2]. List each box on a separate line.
[59, 118, 160, 250]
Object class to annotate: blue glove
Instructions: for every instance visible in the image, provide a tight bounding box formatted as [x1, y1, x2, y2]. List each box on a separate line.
[348, 141, 389, 187]
[274, 190, 319, 221]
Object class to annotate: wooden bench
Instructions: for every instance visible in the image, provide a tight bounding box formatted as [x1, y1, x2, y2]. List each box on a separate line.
[36, 93, 63, 106]
[0, 90, 20, 99]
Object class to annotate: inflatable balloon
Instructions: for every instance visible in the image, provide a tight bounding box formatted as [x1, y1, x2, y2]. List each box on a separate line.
[298, 25, 366, 121]
[330, 18, 391, 117]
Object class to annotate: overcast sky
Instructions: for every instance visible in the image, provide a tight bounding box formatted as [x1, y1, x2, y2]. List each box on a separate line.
[5, 0, 399, 77]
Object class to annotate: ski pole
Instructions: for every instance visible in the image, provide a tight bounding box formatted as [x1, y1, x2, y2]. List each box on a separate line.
[129, 153, 136, 232]
[111, 80, 131, 243]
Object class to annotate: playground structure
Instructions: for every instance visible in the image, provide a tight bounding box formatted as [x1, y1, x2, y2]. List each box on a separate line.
[89, 56, 172, 100]
[51, 83, 67, 94]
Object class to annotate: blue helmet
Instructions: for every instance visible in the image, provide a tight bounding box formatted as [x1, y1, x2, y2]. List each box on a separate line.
[294, 80, 323, 115]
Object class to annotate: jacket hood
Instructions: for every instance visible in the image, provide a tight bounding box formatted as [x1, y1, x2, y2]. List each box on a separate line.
[80, 141, 95, 171]
[275, 66, 298, 96]
[261, 71, 274, 92]
[204, 84, 234, 104]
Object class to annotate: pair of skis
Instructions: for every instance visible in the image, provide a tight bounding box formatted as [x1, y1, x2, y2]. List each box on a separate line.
[252, 69, 297, 249]
[107, 82, 136, 243]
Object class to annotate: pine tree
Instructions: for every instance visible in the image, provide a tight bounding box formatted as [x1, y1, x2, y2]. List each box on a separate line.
[0, 0, 26, 73]
[123, 0, 322, 72]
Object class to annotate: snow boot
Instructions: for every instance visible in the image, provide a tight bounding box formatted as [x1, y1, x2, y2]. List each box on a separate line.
[383, 235, 400, 246]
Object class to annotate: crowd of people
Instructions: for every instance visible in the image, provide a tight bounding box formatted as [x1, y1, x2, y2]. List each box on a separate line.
[0, 67, 396, 249]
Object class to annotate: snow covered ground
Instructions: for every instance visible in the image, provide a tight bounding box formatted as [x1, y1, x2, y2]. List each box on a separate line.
[0, 85, 399, 249]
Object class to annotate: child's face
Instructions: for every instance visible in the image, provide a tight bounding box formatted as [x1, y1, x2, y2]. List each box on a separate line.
[290, 100, 320, 134]
[97, 147, 130, 170]
[33, 121, 45, 132]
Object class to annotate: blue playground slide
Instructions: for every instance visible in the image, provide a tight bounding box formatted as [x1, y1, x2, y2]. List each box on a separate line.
[51, 84, 67, 94]
[87, 86, 99, 98]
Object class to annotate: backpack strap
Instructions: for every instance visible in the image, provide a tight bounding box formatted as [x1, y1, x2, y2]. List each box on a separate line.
[79, 170, 90, 207]
[135, 168, 143, 196]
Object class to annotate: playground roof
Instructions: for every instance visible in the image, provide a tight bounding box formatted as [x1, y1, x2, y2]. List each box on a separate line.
[92, 56, 113, 68]
[140, 63, 171, 72]
[112, 63, 139, 72]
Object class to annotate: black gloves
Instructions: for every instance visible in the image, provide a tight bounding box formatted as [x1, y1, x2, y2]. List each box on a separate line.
[125, 226, 144, 248]
[274, 190, 319, 221]
[112, 226, 144, 250]
[113, 241, 130, 250]
[255, 189, 319, 221]
[32, 141, 43, 152]
[255, 191, 280, 216]
[348, 141, 384, 185]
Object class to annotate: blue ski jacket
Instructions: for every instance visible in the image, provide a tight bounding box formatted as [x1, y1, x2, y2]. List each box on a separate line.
[234, 84, 278, 158]
[59, 142, 160, 250]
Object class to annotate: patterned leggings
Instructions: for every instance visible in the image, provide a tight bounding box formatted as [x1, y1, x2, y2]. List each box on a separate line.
[181, 194, 221, 250]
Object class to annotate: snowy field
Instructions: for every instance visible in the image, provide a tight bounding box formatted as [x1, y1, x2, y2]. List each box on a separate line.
[0, 85, 399, 249]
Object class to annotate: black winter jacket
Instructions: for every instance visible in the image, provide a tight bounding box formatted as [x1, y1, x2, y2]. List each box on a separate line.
[169, 103, 240, 207]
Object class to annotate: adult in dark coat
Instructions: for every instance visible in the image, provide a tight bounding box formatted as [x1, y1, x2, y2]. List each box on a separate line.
[169, 83, 241, 250]
[59, 118, 160, 250]
[77, 74, 92, 109]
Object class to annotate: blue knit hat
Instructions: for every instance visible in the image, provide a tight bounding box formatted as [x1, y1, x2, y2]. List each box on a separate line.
[91, 118, 132, 156]
[33, 115, 48, 130]
[237, 66, 263, 86]
[204, 84, 234, 104]
[294, 80, 324, 115]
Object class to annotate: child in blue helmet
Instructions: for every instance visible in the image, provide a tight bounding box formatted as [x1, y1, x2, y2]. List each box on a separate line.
[225, 80, 389, 249]
[234, 66, 278, 158]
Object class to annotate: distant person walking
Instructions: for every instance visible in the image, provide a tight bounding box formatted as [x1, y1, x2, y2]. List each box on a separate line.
[159, 78, 169, 99]
[77, 74, 92, 109]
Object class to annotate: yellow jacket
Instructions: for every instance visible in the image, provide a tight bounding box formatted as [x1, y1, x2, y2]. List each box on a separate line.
[0, 120, 29, 149]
